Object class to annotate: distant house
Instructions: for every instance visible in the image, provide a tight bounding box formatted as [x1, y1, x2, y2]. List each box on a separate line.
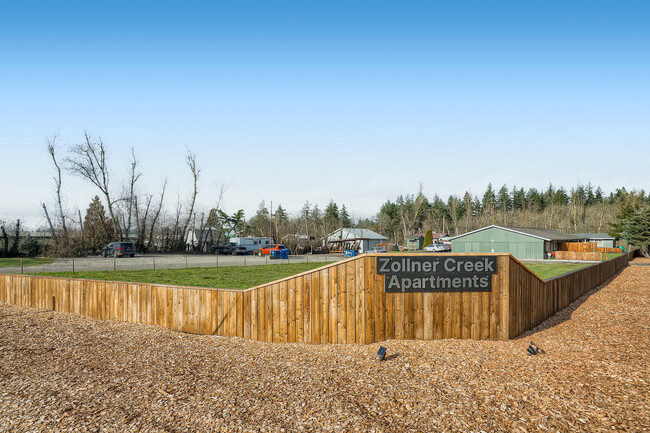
[450, 225, 587, 260]
[326, 228, 388, 253]
[577, 233, 617, 249]
[405, 235, 425, 250]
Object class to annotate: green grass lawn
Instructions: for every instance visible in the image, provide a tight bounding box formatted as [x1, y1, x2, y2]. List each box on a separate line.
[35, 262, 330, 290]
[524, 262, 592, 280]
[0, 257, 53, 268]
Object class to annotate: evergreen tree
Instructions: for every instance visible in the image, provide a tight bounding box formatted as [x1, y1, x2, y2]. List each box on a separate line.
[423, 229, 433, 248]
[621, 207, 650, 255]
[324, 200, 339, 233]
[512, 187, 526, 211]
[339, 204, 352, 228]
[497, 184, 511, 212]
[83, 195, 114, 253]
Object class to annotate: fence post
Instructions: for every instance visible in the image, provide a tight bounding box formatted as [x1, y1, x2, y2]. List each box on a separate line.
[113, 256, 116, 271]
[153, 257, 156, 271]
[185, 256, 188, 269]
[216, 255, 219, 268]
[72, 258, 75, 274]
[21, 259, 24, 274]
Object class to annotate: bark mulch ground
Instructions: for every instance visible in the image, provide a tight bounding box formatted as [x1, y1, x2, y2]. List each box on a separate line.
[1, 260, 648, 432]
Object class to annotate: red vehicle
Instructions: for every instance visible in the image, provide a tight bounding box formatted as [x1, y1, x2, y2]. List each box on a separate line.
[257, 244, 289, 256]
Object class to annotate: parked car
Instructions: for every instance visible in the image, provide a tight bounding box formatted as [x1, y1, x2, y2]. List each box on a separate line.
[423, 243, 450, 252]
[213, 242, 249, 255]
[102, 242, 136, 257]
[256, 244, 289, 256]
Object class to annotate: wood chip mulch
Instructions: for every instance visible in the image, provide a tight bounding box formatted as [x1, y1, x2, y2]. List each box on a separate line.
[1, 261, 648, 432]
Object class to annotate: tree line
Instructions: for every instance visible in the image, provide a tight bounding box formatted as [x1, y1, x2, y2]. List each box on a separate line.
[1, 132, 649, 257]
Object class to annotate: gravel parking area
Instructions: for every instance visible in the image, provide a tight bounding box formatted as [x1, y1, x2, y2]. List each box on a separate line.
[1, 260, 648, 432]
[1, 254, 342, 274]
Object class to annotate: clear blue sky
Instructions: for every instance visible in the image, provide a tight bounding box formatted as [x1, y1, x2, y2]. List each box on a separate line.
[1, 0, 649, 227]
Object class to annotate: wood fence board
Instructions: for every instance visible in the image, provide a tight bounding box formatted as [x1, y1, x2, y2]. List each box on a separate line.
[337, 263, 346, 344]
[288, 279, 297, 343]
[404, 292, 414, 340]
[265, 285, 273, 343]
[442, 293, 452, 339]
[462, 292, 471, 339]
[229, 291, 237, 338]
[394, 291, 404, 340]
[373, 258, 385, 343]
[311, 272, 321, 344]
[280, 281, 288, 343]
[451, 293, 461, 339]
[433, 292, 443, 340]
[320, 269, 329, 344]
[362, 257, 373, 345]
[346, 261, 355, 345]
[236, 292, 244, 338]
[424, 292, 434, 340]
[257, 287, 265, 341]
[414, 292, 424, 340]
[210, 290, 219, 335]
[384, 286, 394, 340]
[295, 277, 303, 343]
[273, 283, 280, 343]
[303, 274, 312, 344]
[249, 289, 257, 340]
[243, 291, 251, 340]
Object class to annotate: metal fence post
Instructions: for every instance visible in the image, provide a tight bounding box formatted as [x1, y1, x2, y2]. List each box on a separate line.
[21, 259, 24, 274]
[185, 256, 188, 268]
[153, 257, 156, 270]
[113, 256, 116, 271]
[72, 258, 75, 274]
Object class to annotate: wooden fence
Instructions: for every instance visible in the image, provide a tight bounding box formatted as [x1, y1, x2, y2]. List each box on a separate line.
[0, 252, 632, 343]
[508, 252, 630, 337]
[596, 247, 623, 253]
[554, 251, 602, 261]
[559, 242, 597, 252]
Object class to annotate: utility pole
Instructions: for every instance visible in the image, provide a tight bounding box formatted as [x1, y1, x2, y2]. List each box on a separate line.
[269, 200, 273, 243]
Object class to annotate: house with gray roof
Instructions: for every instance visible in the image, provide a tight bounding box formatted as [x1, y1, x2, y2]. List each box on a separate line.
[449, 225, 587, 260]
[326, 228, 388, 253]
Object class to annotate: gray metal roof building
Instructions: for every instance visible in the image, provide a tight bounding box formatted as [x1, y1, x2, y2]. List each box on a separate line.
[449, 225, 587, 260]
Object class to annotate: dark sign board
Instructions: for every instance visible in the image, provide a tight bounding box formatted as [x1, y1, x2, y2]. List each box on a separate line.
[376, 256, 498, 293]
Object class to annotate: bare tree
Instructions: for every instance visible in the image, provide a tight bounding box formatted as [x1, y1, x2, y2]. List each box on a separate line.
[66, 132, 120, 239]
[147, 179, 167, 250]
[124, 147, 142, 240]
[178, 148, 200, 250]
[46, 134, 69, 242]
[41, 203, 58, 243]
